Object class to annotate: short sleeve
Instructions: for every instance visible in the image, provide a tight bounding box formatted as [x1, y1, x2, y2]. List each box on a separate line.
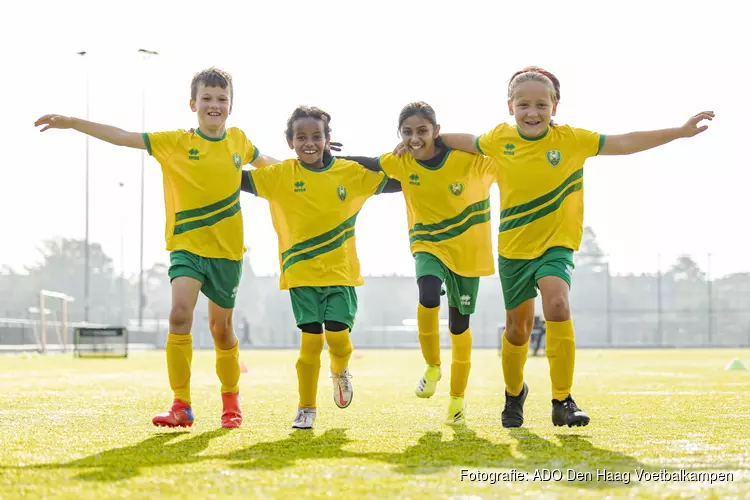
[475, 124, 504, 158]
[142, 130, 181, 164]
[572, 127, 606, 158]
[357, 167, 387, 196]
[377, 153, 403, 182]
[477, 155, 500, 183]
[247, 164, 283, 200]
[243, 136, 261, 165]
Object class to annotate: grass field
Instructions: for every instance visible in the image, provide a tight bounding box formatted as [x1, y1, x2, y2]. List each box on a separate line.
[1, 348, 749, 499]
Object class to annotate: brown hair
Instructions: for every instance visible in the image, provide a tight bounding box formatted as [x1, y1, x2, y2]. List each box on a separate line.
[190, 67, 233, 105]
[397, 101, 437, 131]
[285, 106, 332, 141]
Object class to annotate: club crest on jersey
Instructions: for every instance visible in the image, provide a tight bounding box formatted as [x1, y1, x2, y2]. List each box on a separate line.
[337, 185, 347, 202]
[232, 153, 241, 170]
[546, 149, 562, 167]
[449, 182, 464, 196]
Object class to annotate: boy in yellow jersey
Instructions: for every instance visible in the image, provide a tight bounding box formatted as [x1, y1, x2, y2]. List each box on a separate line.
[340, 102, 497, 424]
[35, 67, 279, 428]
[240, 106, 392, 429]
[440, 67, 714, 428]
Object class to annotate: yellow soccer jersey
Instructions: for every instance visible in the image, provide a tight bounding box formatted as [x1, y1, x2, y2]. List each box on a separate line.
[143, 127, 260, 261]
[379, 149, 497, 277]
[245, 157, 387, 289]
[476, 123, 605, 260]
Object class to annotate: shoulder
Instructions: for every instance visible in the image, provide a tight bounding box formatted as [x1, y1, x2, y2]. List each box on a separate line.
[226, 127, 248, 139]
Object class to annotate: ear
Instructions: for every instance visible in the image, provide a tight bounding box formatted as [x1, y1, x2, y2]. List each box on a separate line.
[551, 102, 558, 116]
[286, 137, 294, 149]
[190, 99, 197, 112]
[228, 103, 233, 116]
[507, 100, 514, 116]
[433, 123, 441, 138]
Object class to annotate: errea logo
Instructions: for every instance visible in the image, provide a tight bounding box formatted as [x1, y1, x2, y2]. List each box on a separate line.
[460, 295, 471, 306]
[294, 181, 306, 193]
[188, 148, 200, 160]
[504, 143, 516, 156]
[409, 173, 420, 186]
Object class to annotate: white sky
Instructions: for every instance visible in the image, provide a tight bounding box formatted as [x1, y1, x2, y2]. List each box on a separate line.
[1, 0, 747, 278]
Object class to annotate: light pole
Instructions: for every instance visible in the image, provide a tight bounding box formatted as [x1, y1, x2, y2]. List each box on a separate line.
[77, 50, 90, 324]
[118, 181, 125, 326]
[137, 48, 159, 328]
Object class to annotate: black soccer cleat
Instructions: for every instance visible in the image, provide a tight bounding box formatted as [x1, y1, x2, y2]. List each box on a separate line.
[501, 382, 528, 428]
[551, 395, 590, 427]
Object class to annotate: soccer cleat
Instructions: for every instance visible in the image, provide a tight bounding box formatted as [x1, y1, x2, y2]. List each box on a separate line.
[551, 395, 590, 427]
[501, 382, 528, 428]
[445, 396, 466, 425]
[152, 399, 194, 428]
[291, 407, 317, 429]
[331, 368, 353, 409]
[415, 365, 442, 398]
[220, 392, 242, 429]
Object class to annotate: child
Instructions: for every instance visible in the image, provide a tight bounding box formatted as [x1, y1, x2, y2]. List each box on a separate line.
[339, 102, 498, 424]
[439, 66, 714, 428]
[240, 106, 393, 429]
[35, 67, 279, 429]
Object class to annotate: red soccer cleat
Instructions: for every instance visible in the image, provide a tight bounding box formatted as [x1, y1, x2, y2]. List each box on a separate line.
[152, 399, 194, 428]
[221, 392, 242, 429]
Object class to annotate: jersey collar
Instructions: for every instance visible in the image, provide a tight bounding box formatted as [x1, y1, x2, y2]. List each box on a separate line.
[196, 128, 227, 141]
[516, 126, 549, 141]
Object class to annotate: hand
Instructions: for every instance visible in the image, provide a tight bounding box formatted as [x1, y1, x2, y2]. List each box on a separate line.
[393, 142, 407, 157]
[680, 111, 714, 138]
[328, 141, 343, 152]
[34, 114, 74, 132]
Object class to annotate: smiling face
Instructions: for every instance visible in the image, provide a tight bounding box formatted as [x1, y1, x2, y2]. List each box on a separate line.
[399, 113, 441, 161]
[190, 83, 232, 133]
[508, 80, 557, 138]
[287, 117, 329, 167]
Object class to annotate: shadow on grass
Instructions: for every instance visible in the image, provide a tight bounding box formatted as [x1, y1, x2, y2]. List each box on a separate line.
[218, 428, 355, 470]
[12, 429, 230, 481]
[357, 426, 670, 490]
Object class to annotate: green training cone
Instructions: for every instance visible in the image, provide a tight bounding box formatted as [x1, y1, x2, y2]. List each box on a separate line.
[725, 359, 748, 371]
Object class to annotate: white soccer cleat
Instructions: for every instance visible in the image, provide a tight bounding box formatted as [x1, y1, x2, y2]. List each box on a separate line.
[291, 407, 317, 429]
[331, 368, 353, 409]
[415, 365, 442, 398]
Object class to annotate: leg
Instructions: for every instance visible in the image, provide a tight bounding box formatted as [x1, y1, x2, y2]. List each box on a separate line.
[290, 288, 325, 429]
[498, 252, 539, 428]
[536, 247, 589, 427]
[153, 251, 204, 428]
[324, 287, 357, 409]
[202, 257, 244, 428]
[414, 252, 448, 399]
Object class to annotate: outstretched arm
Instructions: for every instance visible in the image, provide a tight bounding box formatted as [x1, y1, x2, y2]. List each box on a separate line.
[250, 154, 279, 168]
[599, 111, 714, 156]
[34, 115, 146, 149]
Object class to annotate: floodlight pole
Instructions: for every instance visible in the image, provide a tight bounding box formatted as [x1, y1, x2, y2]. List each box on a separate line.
[137, 49, 159, 328]
[77, 51, 90, 324]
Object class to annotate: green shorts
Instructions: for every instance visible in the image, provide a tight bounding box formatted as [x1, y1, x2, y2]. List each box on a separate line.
[168, 250, 243, 309]
[415, 252, 480, 315]
[289, 286, 358, 330]
[498, 247, 574, 310]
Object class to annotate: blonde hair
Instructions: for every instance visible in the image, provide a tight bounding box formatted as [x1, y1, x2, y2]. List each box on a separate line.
[507, 66, 561, 104]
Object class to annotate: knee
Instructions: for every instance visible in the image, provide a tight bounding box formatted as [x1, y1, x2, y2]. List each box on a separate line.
[505, 317, 533, 345]
[418, 276, 442, 308]
[449, 310, 470, 335]
[209, 316, 232, 338]
[169, 304, 192, 331]
[324, 320, 349, 332]
[545, 295, 570, 322]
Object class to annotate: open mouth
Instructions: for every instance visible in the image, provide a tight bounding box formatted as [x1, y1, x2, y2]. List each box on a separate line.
[207, 112, 221, 117]
[409, 143, 424, 152]
[302, 149, 318, 155]
[525, 120, 542, 127]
